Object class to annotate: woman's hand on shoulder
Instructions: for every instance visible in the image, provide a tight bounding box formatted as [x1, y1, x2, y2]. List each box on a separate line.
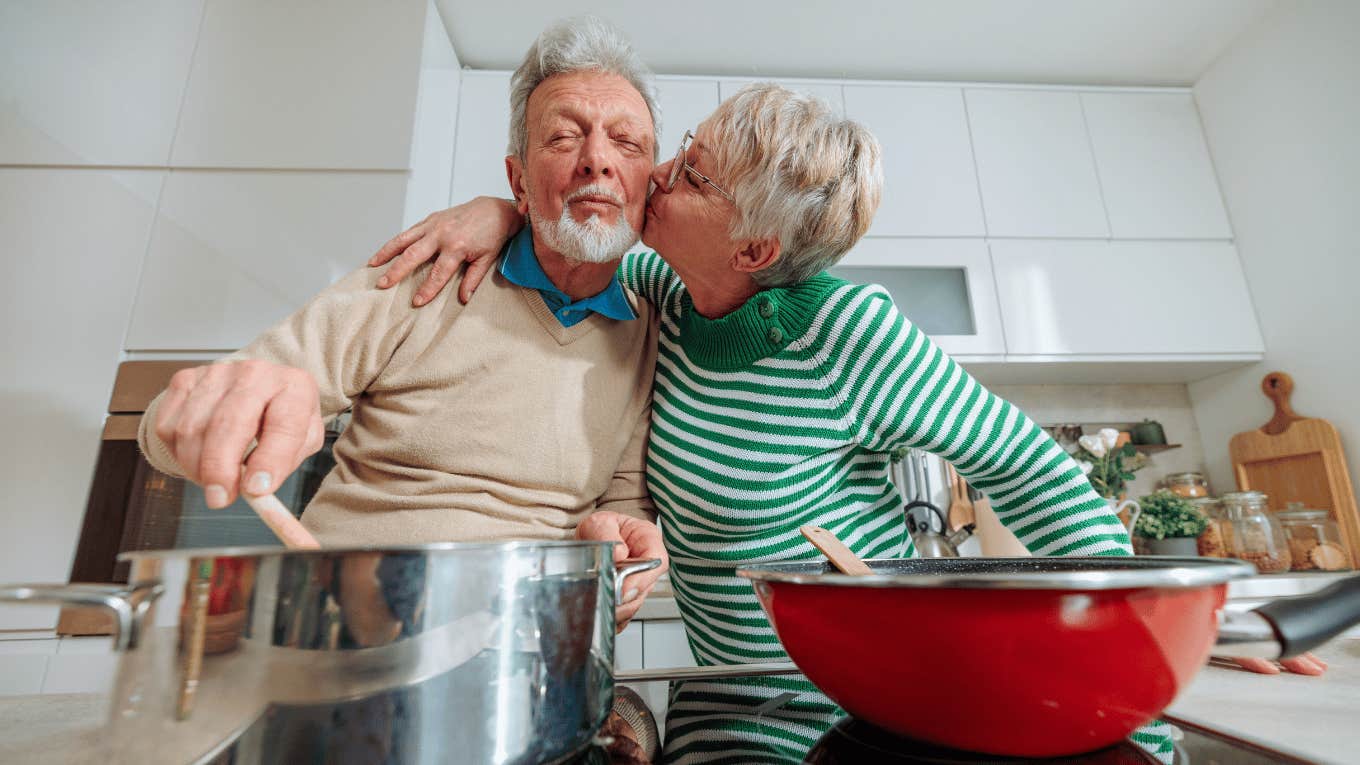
[1229, 653, 1328, 676]
[369, 196, 524, 306]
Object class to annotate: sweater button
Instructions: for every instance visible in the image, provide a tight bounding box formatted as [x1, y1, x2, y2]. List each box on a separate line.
[766, 326, 784, 344]
[757, 297, 776, 318]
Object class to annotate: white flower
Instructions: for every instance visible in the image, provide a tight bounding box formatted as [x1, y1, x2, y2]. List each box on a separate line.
[1098, 428, 1121, 452]
[1078, 434, 1107, 458]
[1075, 460, 1094, 475]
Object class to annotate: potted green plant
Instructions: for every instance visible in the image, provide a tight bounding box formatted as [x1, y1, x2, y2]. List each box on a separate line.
[1131, 490, 1210, 555]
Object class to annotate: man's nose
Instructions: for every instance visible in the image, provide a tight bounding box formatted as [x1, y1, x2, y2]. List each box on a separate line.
[577, 131, 615, 178]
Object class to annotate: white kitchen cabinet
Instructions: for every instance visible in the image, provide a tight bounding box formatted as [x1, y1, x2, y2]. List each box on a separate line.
[0, 0, 203, 166]
[169, 0, 425, 169]
[449, 71, 514, 204]
[833, 239, 1006, 359]
[990, 239, 1264, 356]
[843, 85, 986, 237]
[615, 621, 643, 670]
[1080, 92, 1233, 239]
[126, 170, 407, 351]
[0, 168, 162, 630]
[966, 89, 1109, 238]
[720, 79, 844, 115]
[653, 78, 721, 159]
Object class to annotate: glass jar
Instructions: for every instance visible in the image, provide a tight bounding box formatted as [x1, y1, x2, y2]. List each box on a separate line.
[1191, 498, 1228, 558]
[1164, 472, 1211, 499]
[1276, 503, 1351, 571]
[1219, 491, 1292, 573]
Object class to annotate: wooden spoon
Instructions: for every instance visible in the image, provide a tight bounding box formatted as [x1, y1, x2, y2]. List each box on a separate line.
[946, 463, 976, 530]
[801, 525, 872, 575]
[242, 492, 322, 549]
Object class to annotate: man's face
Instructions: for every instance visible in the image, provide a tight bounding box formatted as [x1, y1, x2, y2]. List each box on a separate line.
[507, 70, 655, 259]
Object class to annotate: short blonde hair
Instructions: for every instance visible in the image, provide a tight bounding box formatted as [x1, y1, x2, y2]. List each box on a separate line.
[704, 84, 883, 287]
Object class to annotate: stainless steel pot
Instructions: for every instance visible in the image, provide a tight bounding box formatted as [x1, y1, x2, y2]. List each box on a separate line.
[0, 542, 659, 765]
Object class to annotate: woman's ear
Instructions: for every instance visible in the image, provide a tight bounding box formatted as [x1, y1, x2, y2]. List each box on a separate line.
[732, 237, 782, 274]
[506, 155, 530, 217]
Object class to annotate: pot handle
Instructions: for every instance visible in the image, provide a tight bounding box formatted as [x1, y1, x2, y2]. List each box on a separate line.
[0, 581, 164, 652]
[613, 558, 663, 598]
[1249, 574, 1360, 657]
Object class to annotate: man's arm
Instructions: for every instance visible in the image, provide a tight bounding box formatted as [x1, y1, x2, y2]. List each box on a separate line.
[139, 264, 451, 507]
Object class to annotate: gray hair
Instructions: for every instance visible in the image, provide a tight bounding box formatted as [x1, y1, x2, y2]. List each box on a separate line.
[705, 84, 883, 288]
[508, 16, 660, 161]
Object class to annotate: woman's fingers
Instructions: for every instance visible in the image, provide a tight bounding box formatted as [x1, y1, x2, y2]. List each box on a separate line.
[460, 254, 497, 304]
[414, 251, 464, 307]
[380, 232, 438, 292]
[370, 222, 426, 269]
[1280, 653, 1327, 676]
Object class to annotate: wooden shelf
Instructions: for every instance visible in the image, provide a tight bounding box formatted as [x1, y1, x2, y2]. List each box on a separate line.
[1133, 443, 1182, 454]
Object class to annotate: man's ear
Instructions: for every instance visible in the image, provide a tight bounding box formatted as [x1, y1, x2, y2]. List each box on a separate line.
[732, 237, 782, 274]
[506, 155, 530, 217]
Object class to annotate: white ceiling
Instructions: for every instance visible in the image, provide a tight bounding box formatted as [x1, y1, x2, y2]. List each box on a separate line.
[435, 0, 1277, 86]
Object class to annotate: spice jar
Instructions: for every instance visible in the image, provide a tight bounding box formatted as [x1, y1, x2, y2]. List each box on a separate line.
[1191, 498, 1228, 558]
[1165, 472, 1210, 499]
[1219, 491, 1292, 574]
[1276, 503, 1351, 571]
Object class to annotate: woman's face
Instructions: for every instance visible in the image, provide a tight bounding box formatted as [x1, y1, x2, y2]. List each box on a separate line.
[641, 124, 738, 277]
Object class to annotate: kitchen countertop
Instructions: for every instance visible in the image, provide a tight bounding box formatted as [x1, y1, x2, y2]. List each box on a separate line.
[3, 638, 1355, 763]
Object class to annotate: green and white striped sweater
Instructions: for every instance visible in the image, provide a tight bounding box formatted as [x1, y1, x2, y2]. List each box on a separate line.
[617, 252, 1172, 763]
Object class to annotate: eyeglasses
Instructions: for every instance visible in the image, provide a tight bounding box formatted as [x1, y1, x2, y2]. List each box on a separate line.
[665, 130, 733, 201]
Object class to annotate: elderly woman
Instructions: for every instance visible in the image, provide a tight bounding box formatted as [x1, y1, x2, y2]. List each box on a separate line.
[377, 84, 1175, 763]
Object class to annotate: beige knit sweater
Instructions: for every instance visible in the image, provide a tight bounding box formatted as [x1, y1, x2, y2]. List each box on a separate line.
[139, 259, 658, 545]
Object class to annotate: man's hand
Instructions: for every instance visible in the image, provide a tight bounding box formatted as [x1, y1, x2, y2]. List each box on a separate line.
[1230, 653, 1328, 676]
[154, 360, 325, 508]
[369, 197, 524, 306]
[576, 512, 668, 633]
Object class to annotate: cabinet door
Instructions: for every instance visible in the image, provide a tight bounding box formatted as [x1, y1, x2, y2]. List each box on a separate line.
[449, 71, 513, 204]
[966, 89, 1109, 238]
[990, 240, 1264, 356]
[642, 620, 697, 668]
[832, 239, 1005, 358]
[170, 0, 425, 170]
[0, 0, 202, 166]
[126, 170, 407, 350]
[843, 85, 985, 237]
[720, 79, 844, 115]
[652, 78, 721, 161]
[1081, 92, 1232, 239]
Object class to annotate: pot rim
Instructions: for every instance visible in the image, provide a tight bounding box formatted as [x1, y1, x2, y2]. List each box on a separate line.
[118, 539, 615, 562]
[736, 556, 1258, 590]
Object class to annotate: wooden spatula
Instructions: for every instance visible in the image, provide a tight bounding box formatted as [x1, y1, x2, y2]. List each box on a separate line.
[801, 525, 873, 575]
[242, 492, 322, 550]
[946, 463, 976, 530]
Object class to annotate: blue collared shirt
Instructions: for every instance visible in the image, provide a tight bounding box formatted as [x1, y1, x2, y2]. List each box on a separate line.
[498, 227, 637, 327]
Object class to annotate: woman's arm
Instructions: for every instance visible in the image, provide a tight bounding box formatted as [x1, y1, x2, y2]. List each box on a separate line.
[370, 197, 525, 305]
[839, 285, 1131, 556]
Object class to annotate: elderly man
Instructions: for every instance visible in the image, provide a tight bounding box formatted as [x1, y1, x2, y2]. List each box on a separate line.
[138, 17, 666, 626]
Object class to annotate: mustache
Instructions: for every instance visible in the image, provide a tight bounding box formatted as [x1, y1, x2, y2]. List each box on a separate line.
[566, 184, 624, 205]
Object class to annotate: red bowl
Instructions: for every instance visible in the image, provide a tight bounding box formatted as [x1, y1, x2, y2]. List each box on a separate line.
[739, 557, 1253, 757]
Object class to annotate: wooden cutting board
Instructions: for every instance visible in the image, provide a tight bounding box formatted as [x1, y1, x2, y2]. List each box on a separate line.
[1228, 372, 1360, 568]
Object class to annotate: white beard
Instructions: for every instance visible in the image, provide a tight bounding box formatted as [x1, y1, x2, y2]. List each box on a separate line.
[530, 185, 639, 264]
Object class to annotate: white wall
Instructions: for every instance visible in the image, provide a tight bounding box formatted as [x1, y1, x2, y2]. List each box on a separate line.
[1188, 0, 1360, 498]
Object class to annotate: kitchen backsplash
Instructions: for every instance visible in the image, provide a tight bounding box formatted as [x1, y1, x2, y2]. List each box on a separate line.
[990, 383, 1212, 500]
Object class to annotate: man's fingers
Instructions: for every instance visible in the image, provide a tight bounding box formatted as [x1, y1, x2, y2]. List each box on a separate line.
[242, 372, 320, 498]
[371, 223, 425, 269]
[153, 367, 203, 453]
[197, 385, 276, 508]
[172, 364, 237, 489]
[460, 255, 496, 304]
[1231, 657, 1282, 674]
[415, 252, 464, 307]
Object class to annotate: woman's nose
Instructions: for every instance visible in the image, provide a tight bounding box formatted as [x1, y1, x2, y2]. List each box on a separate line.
[650, 160, 673, 193]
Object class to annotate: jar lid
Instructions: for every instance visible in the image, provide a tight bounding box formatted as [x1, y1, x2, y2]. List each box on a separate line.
[1220, 490, 1267, 501]
[1276, 509, 1329, 521]
[1166, 472, 1205, 481]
